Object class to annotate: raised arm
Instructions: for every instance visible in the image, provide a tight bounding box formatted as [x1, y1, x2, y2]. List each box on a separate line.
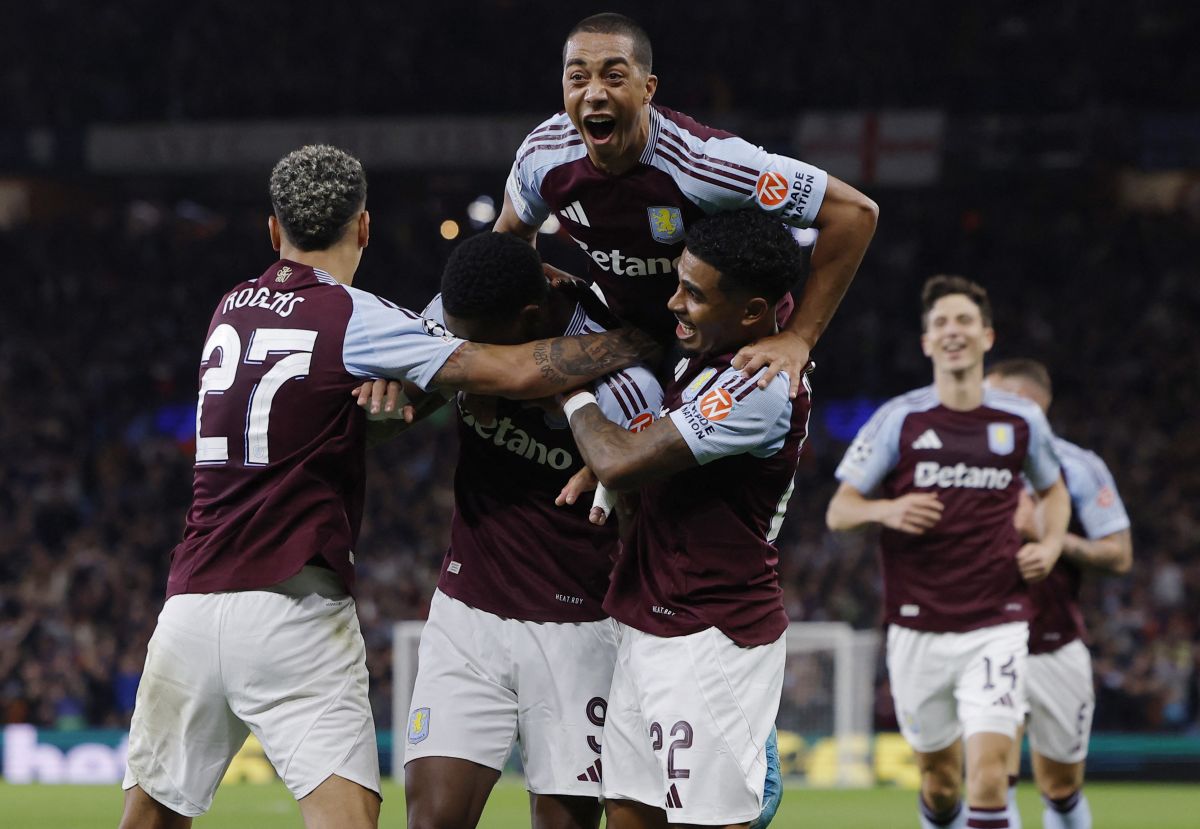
[734, 175, 879, 396]
[431, 329, 658, 399]
[563, 394, 696, 491]
[825, 481, 944, 534]
[494, 191, 540, 243]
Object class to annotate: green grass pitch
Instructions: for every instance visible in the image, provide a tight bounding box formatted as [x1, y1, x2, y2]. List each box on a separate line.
[2, 779, 1195, 828]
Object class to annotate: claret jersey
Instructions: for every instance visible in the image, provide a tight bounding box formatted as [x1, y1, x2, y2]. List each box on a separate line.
[169, 260, 465, 598]
[835, 386, 1062, 633]
[506, 104, 828, 337]
[604, 357, 813, 646]
[1028, 437, 1130, 654]
[424, 284, 663, 622]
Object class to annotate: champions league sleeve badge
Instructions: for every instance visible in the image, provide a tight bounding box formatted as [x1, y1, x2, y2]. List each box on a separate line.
[647, 206, 685, 244]
[987, 423, 1015, 455]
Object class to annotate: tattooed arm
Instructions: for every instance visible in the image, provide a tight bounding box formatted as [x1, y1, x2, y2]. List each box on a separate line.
[430, 329, 659, 399]
[566, 400, 697, 491]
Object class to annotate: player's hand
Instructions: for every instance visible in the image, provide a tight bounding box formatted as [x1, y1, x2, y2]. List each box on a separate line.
[880, 493, 944, 534]
[731, 329, 812, 398]
[352, 380, 415, 423]
[543, 262, 587, 289]
[556, 466, 598, 507]
[459, 393, 497, 427]
[1017, 541, 1061, 583]
[1013, 489, 1041, 541]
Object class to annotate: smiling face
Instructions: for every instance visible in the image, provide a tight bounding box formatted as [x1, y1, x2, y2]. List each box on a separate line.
[562, 31, 657, 174]
[921, 293, 995, 376]
[667, 250, 767, 356]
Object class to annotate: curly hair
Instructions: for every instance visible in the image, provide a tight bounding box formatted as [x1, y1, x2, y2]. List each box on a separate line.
[921, 274, 993, 330]
[269, 145, 367, 251]
[565, 13, 652, 72]
[441, 232, 547, 320]
[684, 210, 803, 303]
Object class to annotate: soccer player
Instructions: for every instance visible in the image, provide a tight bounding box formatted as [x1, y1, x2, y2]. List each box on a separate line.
[495, 12, 878, 397]
[560, 210, 813, 828]
[117, 145, 656, 829]
[825, 276, 1071, 829]
[986, 359, 1133, 829]
[394, 231, 662, 829]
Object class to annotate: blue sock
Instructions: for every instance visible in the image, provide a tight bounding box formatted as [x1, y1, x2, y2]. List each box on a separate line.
[1042, 790, 1091, 829]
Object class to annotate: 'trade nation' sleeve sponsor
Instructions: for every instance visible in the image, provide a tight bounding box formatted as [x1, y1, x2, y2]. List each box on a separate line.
[1057, 440, 1132, 539]
[596, 365, 664, 432]
[669, 367, 793, 465]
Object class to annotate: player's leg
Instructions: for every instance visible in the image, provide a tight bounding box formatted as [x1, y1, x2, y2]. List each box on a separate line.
[1027, 640, 1094, 829]
[515, 616, 618, 829]
[886, 625, 965, 829]
[222, 568, 382, 827]
[120, 593, 251, 824]
[117, 786, 192, 829]
[404, 757, 500, 829]
[957, 622, 1029, 829]
[297, 773, 381, 829]
[402, 590, 524, 829]
[1006, 724, 1025, 829]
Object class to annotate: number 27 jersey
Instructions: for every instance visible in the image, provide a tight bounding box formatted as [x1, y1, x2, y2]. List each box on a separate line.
[169, 260, 465, 598]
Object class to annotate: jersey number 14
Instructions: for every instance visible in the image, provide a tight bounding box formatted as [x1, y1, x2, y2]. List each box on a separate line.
[195, 323, 318, 466]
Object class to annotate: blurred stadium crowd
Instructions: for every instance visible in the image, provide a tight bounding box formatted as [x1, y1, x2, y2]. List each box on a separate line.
[0, 0, 1196, 739]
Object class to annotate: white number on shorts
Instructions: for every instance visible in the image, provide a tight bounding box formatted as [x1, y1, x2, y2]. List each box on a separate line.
[195, 324, 318, 466]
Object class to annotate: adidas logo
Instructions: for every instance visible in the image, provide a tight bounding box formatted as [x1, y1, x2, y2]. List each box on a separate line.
[559, 200, 591, 227]
[992, 693, 1015, 708]
[912, 429, 943, 450]
[575, 758, 602, 783]
[664, 783, 683, 809]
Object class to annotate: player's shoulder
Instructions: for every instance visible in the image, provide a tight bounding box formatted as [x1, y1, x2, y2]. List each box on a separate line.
[866, 385, 939, 433]
[514, 111, 586, 172]
[982, 386, 1048, 426]
[1053, 436, 1113, 482]
[651, 104, 738, 143]
[340, 281, 414, 316]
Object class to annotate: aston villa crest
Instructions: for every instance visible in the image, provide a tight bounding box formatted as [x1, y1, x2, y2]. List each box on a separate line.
[647, 206, 685, 244]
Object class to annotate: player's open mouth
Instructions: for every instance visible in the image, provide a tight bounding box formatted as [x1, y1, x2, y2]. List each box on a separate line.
[675, 318, 696, 339]
[583, 115, 617, 143]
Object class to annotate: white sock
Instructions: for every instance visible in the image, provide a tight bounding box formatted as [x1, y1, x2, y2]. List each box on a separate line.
[965, 804, 1009, 827]
[1042, 791, 1091, 829]
[919, 796, 966, 829]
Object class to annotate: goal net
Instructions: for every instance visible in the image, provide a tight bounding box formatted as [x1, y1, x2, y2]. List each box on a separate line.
[392, 620, 879, 787]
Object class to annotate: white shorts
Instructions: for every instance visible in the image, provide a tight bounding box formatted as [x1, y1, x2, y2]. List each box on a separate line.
[601, 624, 784, 826]
[123, 567, 379, 816]
[403, 589, 619, 797]
[887, 622, 1028, 754]
[1026, 639, 1094, 764]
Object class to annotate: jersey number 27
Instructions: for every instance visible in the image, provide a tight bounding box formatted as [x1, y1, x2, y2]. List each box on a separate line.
[195, 323, 317, 466]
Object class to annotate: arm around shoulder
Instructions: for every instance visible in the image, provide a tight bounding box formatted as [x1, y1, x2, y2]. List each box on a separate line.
[567, 402, 697, 491]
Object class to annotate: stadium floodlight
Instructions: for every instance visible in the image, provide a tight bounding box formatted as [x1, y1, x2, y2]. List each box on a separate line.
[467, 195, 497, 228]
[538, 214, 561, 235]
[439, 219, 460, 240]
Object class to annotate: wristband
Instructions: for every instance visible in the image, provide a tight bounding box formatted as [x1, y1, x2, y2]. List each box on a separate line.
[562, 392, 598, 423]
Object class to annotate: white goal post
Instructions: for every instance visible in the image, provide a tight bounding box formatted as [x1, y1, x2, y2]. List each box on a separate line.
[392, 620, 879, 786]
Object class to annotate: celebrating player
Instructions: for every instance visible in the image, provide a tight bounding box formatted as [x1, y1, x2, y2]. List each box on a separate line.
[987, 359, 1133, 829]
[495, 12, 878, 397]
[560, 210, 812, 828]
[117, 145, 656, 829]
[826, 276, 1070, 829]
[398, 232, 662, 829]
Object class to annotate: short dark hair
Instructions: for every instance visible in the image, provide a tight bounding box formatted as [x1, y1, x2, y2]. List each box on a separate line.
[564, 13, 653, 72]
[441, 232, 548, 319]
[987, 358, 1053, 397]
[684, 210, 803, 304]
[921, 274, 993, 330]
[269, 145, 367, 251]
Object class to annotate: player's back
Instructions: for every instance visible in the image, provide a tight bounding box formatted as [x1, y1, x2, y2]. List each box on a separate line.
[837, 386, 1061, 633]
[170, 260, 452, 598]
